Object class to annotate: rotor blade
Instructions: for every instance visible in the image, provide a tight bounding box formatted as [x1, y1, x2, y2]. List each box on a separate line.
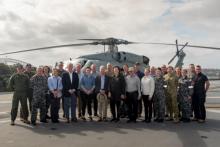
[144, 42, 220, 50]
[126, 41, 144, 44]
[179, 42, 188, 52]
[78, 39, 104, 41]
[0, 43, 94, 55]
[168, 54, 178, 65]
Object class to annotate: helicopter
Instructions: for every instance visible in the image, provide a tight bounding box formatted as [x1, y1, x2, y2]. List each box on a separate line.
[0, 37, 220, 71]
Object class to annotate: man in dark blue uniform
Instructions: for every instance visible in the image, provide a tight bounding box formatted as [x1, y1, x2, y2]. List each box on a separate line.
[192, 65, 210, 123]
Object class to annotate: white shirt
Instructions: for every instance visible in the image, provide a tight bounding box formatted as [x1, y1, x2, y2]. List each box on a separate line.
[69, 72, 73, 83]
[141, 75, 155, 98]
[125, 75, 141, 97]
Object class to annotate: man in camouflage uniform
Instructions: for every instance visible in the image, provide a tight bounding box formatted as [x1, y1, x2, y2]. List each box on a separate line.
[20, 64, 35, 121]
[164, 66, 179, 123]
[9, 65, 30, 125]
[153, 68, 166, 122]
[30, 67, 48, 125]
[178, 69, 193, 122]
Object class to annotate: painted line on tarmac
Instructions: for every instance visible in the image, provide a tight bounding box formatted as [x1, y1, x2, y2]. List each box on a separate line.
[0, 119, 10, 124]
[0, 111, 10, 115]
[0, 101, 11, 104]
[207, 109, 220, 113]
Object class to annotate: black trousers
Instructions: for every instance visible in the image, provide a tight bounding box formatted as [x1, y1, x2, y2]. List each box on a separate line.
[110, 98, 121, 119]
[126, 91, 138, 121]
[50, 96, 60, 122]
[45, 93, 51, 116]
[142, 95, 152, 121]
[138, 98, 143, 116]
[81, 91, 92, 116]
[192, 94, 206, 120]
[92, 92, 98, 116]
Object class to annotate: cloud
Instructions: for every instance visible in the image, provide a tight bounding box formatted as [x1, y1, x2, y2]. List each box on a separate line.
[0, 0, 219, 68]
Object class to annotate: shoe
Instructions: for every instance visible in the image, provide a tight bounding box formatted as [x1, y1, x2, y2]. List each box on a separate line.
[192, 118, 198, 121]
[115, 118, 120, 122]
[110, 118, 116, 122]
[154, 118, 159, 122]
[166, 117, 173, 121]
[81, 116, 86, 122]
[157, 119, 164, 123]
[142, 120, 147, 123]
[89, 116, 93, 121]
[103, 117, 108, 122]
[71, 118, 78, 122]
[147, 119, 151, 123]
[46, 115, 51, 119]
[23, 119, 30, 124]
[31, 121, 37, 126]
[78, 114, 82, 118]
[198, 119, 205, 123]
[40, 119, 48, 123]
[133, 120, 137, 123]
[66, 119, 70, 123]
[173, 119, 180, 124]
[182, 118, 191, 123]
[126, 120, 132, 123]
[20, 118, 24, 122]
[94, 113, 99, 117]
[52, 120, 59, 123]
[10, 121, 15, 126]
[97, 118, 102, 122]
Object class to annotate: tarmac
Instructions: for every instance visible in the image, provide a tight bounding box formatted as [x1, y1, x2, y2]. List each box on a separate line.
[0, 91, 220, 147]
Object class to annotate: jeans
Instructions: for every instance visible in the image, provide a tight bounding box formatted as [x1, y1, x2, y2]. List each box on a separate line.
[64, 94, 77, 119]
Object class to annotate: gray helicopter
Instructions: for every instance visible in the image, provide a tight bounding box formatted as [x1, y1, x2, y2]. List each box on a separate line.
[0, 37, 220, 71]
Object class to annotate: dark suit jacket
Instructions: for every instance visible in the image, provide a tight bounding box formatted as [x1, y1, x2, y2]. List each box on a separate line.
[95, 75, 110, 93]
[62, 72, 79, 97]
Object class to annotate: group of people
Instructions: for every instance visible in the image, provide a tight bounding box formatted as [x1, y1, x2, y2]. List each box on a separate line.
[8, 61, 210, 126]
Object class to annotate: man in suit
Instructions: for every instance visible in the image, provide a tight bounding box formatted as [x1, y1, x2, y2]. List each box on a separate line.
[95, 65, 110, 122]
[62, 63, 79, 123]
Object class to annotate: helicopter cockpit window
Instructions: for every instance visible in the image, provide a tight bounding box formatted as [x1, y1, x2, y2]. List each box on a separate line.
[83, 60, 94, 69]
[143, 56, 149, 65]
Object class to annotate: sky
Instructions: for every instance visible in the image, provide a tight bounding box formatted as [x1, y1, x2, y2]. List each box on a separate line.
[0, 0, 220, 68]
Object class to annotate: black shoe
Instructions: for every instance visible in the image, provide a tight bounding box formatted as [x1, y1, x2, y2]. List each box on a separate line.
[103, 117, 108, 122]
[78, 114, 82, 118]
[97, 118, 103, 122]
[127, 120, 132, 123]
[46, 115, 51, 119]
[94, 113, 99, 117]
[183, 118, 190, 123]
[147, 119, 151, 123]
[40, 119, 48, 123]
[89, 116, 93, 121]
[81, 116, 86, 122]
[10, 121, 15, 126]
[110, 118, 116, 122]
[31, 121, 37, 126]
[133, 120, 137, 123]
[154, 118, 159, 122]
[66, 119, 70, 123]
[142, 120, 147, 123]
[23, 119, 30, 124]
[115, 118, 120, 122]
[71, 118, 78, 122]
[52, 120, 59, 123]
[157, 119, 164, 123]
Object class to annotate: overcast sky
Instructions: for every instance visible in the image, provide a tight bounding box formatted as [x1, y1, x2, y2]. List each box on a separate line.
[0, 0, 220, 68]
